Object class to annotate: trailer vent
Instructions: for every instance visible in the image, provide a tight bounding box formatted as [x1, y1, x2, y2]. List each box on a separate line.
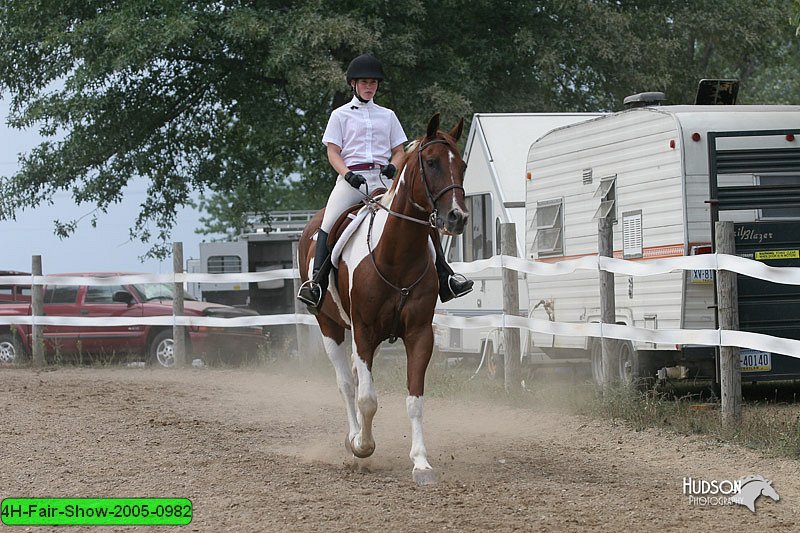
[207, 255, 242, 274]
[622, 210, 643, 259]
[582, 168, 593, 185]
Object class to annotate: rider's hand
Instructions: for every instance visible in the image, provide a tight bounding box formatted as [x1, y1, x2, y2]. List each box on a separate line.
[381, 164, 396, 180]
[344, 171, 366, 189]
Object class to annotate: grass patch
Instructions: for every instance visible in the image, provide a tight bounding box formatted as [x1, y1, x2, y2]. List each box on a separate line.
[579, 382, 800, 460]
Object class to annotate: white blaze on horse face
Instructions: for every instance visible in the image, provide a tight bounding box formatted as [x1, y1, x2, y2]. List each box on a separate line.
[445, 151, 460, 214]
[406, 395, 433, 472]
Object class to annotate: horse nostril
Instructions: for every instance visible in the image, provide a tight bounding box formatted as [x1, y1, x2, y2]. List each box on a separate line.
[447, 209, 467, 232]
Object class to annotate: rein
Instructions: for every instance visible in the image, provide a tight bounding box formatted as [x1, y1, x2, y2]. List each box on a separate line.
[361, 137, 463, 343]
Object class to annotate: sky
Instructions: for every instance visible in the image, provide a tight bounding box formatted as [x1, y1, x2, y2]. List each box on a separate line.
[0, 96, 214, 275]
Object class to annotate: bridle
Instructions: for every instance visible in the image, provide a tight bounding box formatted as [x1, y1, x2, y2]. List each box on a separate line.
[359, 137, 465, 228]
[362, 136, 465, 343]
[411, 138, 466, 227]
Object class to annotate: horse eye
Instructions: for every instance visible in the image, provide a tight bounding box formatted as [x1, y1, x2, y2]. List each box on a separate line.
[425, 159, 439, 168]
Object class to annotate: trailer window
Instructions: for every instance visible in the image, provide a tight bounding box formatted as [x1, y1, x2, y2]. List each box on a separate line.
[534, 198, 564, 257]
[207, 255, 242, 274]
[758, 175, 800, 219]
[464, 194, 493, 261]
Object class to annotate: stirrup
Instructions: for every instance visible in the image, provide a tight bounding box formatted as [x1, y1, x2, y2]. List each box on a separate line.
[447, 274, 474, 298]
[297, 279, 323, 308]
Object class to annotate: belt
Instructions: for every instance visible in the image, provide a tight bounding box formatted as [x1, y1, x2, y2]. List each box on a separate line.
[348, 163, 383, 171]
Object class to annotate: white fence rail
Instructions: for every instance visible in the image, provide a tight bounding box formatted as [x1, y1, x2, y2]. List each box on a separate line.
[2, 253, 800, 357]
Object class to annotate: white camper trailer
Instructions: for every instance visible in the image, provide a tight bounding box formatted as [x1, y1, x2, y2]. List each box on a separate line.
[435, 113, 604, 362]
[525, 105, 800, 382]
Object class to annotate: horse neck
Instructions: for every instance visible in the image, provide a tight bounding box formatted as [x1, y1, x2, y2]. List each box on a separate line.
[379, 169, 431, 261]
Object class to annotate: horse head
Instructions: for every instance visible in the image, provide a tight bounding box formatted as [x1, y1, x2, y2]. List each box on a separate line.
[400, 113, 468, 235]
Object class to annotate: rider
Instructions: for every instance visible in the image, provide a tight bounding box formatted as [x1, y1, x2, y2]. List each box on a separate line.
[297, 53, 473, 310]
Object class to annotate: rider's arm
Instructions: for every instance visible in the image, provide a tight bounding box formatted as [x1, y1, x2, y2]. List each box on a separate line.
[389, 144, 405, 168]
[327, 143, 350, 177]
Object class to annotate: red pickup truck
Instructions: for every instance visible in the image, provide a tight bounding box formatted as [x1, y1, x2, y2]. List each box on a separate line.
[0, 272, 266, 367]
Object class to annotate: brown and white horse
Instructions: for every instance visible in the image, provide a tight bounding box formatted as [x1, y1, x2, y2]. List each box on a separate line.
[298, 113, 468, 485]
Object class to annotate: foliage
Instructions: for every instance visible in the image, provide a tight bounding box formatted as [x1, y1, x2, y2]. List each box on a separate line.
[0, 0, 796, 255]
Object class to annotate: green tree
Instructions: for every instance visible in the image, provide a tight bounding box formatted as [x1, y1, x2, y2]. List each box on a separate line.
[0, 1, 795, 255]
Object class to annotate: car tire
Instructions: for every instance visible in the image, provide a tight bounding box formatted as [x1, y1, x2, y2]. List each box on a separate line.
[149, 330, 175, 368]
[0, 333, 22, 364]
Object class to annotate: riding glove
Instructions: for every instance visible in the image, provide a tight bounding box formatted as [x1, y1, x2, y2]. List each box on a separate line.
[381, 164, 396, 180]
[344, 171, 366, 189]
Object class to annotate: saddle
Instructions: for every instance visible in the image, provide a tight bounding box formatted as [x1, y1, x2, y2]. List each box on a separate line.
[326, 187, 387, 266]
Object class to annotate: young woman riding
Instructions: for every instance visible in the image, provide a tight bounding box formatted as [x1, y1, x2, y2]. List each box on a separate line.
[297, 53, 473, 310]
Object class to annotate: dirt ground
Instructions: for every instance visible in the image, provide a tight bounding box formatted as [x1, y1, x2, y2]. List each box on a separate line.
[1, 365, 798, 532]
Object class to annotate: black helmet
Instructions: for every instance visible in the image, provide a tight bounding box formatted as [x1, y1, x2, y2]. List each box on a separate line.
[346, 53, 385, 83]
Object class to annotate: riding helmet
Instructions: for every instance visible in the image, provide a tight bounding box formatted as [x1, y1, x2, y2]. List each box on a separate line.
[345, 53, 385, 83]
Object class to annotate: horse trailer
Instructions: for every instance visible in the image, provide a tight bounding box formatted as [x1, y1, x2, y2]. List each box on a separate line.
[524, 103, 800, 383]
[193, 210, 316, 351]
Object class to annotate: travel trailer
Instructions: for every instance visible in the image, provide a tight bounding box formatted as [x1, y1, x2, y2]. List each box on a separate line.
[524, 103, 800, 383]
[435, 113, 604, 367]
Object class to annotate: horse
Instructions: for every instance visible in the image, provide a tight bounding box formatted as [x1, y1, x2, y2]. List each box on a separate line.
[297, 113, 468, 485]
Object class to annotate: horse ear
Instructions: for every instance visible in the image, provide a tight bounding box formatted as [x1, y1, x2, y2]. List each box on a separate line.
[426, 113, 440, 139]
[449, 118, 464, 142]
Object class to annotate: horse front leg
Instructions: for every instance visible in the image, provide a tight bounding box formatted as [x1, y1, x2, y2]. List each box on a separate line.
[322, 335, 361, 450]
[350, 331, 379, 458]
[404, 325, 436, 486]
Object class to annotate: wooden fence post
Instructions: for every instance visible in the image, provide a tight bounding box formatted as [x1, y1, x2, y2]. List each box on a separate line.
[31, 255, 45, 366]
[715, 221, 742, 425]
[173, 242, 187, 368]
[598, 216, 616, 389]
[501, 223, 521, 393]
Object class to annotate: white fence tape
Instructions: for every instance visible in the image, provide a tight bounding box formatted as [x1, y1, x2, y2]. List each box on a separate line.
[1, 253, 800, 285]
[2, 253, 800, 357]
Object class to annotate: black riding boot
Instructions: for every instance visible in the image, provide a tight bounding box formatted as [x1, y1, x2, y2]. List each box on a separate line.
[433, 237, 474, 303]
[297, 230, 332, 311]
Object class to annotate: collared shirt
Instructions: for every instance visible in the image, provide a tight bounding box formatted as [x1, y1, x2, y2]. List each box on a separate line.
[322, 96, 407, 167]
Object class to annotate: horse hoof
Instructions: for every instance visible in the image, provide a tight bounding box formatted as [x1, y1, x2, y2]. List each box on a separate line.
[350, 436, 375, 459]
[412, 468, 436, 486]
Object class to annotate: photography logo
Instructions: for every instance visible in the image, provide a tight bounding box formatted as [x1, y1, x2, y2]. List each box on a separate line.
[683, 475, 780, 513]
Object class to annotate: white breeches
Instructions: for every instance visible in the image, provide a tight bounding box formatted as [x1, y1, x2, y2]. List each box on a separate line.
[321, 169, 391, 233]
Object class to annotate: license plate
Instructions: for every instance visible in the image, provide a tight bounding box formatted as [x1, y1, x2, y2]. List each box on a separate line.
[740, 349, 771, 372]
[690, 269, 713, 283]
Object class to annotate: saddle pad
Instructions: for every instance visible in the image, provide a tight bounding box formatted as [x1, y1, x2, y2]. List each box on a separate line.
[330, 207, 371, 267]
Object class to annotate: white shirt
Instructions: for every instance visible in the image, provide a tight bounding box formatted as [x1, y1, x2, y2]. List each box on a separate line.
[322, 96, 407, 167]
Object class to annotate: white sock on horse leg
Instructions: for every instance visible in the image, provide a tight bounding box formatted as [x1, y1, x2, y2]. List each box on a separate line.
[323, 336, 360, 437]
[406, 395, 432, 471]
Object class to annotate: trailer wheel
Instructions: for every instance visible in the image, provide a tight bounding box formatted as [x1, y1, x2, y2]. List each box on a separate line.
[149, 330, 175, 368]
[590, 340, 607, 385]
[0, 333, 22, 364]
[617, 340, 638, 383]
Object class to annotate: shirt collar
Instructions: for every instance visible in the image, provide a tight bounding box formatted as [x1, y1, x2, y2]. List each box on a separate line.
[349, 95, 374, 108]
